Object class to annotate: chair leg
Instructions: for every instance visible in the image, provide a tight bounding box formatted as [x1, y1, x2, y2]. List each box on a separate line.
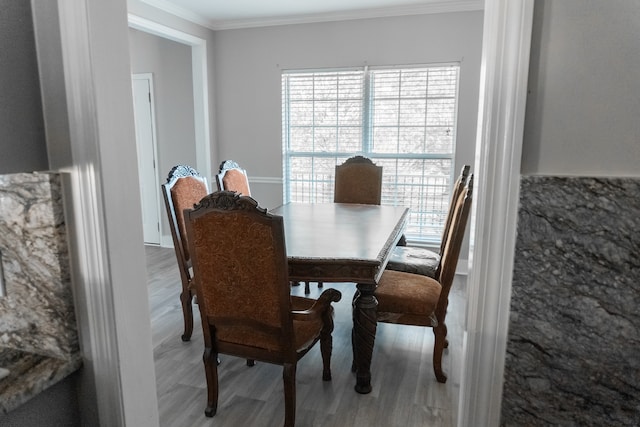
[433, 322, 448, 383]
[317, 282, 323, 289]
[320, 308, 335, 381]
[180, 289, 194, 342]
[283, 363, 297, 427]
[246, 359, 255, 367]
[203, 347, 219, 417]
[304, 282, 310, 294]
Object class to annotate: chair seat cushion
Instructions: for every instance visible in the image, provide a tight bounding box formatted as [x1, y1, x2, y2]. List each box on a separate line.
[291, 296, 327, 352]
[375, 270, 441, 326]
[386, 246, 440, 278]
[216, 296, 326, 353]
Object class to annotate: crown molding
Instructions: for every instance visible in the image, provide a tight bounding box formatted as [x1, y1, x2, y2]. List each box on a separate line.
[139, 0, 483, 31]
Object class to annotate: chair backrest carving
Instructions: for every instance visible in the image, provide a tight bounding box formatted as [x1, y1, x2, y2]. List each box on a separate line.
[216, 160, 251, 196]
[334, 156, 383, 205]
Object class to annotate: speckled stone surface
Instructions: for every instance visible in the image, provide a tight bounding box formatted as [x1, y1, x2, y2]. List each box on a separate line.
[0, 348, 82, 414]
[0, 172, 81, 414]
[0, 172, 77, 358]
[502, 176, 640, 426]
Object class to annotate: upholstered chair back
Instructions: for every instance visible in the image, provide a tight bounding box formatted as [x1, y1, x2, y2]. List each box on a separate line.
[171, 176, 208, 261]
[439, 165, 471, 254]
[160, 164, 209, 341]
[435, 174, 473, 315]
[216, 160, 251, 196]
[334, 156, 383, 205]
[186, 192, 293, 353]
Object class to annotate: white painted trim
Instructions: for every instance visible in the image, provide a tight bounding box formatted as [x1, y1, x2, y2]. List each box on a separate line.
[55, 2, 124, 425]
[456, 259, 469, 276]
[249, 176, 283, 185]
[458, 1, 534, 426]
[132, 73, 162, 245]
[139, 0, 483, 30]
[55, 1, 160, 426]
[128, 14, 212, 185]
[160, 234, 175, 249]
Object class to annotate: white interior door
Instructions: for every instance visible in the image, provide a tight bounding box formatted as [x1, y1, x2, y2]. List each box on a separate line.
[132, 73, 161, 245]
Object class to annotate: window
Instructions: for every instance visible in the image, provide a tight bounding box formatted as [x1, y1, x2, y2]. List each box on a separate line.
[282, 64, 459, 243]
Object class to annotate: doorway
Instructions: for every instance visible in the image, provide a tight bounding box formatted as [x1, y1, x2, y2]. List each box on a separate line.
[128, 14, 212, 247]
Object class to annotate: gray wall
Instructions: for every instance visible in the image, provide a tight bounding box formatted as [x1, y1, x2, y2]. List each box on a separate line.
[213, 11, 484, 209]
[129, 28, 197, 179]
[522, 0, 640, 177]
[127, 0, 220, 167]
[0, 0, 48, 173]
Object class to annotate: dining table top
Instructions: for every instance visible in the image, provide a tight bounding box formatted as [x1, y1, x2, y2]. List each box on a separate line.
[270, 202, 409, 285]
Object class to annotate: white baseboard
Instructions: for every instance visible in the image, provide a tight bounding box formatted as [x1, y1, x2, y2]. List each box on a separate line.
[160, 235, 174, 248]
[457, 259, 469, 276]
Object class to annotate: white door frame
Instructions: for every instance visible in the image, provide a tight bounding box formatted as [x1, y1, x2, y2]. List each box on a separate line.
[45, 0, 533, 425]
[458, 1, 534, 425]
[128, 14, 212, 192]
[132, 73, 161, 245]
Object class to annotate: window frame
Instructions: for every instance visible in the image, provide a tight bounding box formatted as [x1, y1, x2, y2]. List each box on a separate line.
[282, 63, 461, 245]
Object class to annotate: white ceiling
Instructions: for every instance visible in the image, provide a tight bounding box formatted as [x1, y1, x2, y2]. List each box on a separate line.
[139, 0, 483, 30]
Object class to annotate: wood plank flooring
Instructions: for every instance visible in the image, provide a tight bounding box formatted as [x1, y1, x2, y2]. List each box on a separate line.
[146, 245, 465, 427]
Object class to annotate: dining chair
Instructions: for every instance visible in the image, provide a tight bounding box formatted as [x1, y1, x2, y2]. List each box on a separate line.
[215, 159, 251, 196]
[334, 155, 383, 205]
[298, 154, 384, 296]
[216, 159, 305, 294]
[307, 155, 384, 296]
[184, 191, 342, 425]
[161, 164, 209, 341]
[386, 165, 471, 278]
[371, 174, 473, 383]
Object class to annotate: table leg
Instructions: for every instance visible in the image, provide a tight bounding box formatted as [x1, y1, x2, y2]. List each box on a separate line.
[352, 282, 377, 394]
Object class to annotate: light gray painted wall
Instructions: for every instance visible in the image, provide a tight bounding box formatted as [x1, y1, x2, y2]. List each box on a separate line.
[522, 0, 640, 176]
[213, 11, 484, 209]
[0, 0, 48, 173]
[127, 0, 219, 167]
[129, 29, 197, 185]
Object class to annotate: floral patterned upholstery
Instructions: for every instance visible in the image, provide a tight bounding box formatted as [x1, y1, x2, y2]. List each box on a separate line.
[184, 191, 341, 425]
[171, 176, 208, 261]
[216, 160, 251, 196]
[161, 165, 209, 342]
[334, 156, 382, 205]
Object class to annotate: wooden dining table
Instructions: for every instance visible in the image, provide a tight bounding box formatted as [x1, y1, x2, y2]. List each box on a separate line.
[270, 202, 409, 394]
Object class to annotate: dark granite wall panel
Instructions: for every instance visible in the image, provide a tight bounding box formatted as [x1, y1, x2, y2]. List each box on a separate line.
[502, 176, 640, 426]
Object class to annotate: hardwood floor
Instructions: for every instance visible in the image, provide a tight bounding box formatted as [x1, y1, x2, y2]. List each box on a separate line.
[146, 245, 465, 427]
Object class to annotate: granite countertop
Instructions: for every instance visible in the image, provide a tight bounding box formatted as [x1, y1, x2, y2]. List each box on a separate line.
[0, 347, 82, 414]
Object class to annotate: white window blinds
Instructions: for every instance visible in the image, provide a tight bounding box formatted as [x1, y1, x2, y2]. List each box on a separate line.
[282, 64, 459, 243]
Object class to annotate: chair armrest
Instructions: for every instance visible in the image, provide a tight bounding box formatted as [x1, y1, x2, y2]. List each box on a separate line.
[291, 289, 342, 322]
